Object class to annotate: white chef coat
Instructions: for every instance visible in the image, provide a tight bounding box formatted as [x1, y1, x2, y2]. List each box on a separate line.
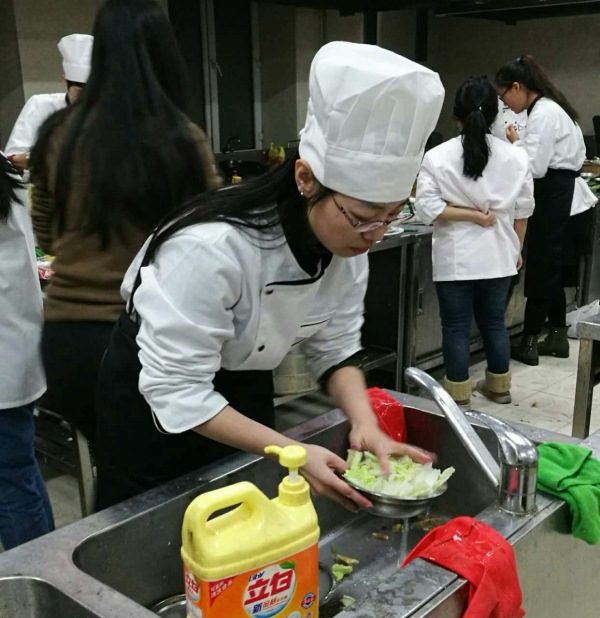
[515, 97, 596, 216]
[415, 135, 534, 282]
[122, 220, 368, 433]
[0, 158, 46, 409]
[490, 100, 527, 143]
[4, 93, 67, 157]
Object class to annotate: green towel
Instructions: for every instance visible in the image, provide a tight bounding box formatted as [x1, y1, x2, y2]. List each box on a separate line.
[537, 442, 600, 545]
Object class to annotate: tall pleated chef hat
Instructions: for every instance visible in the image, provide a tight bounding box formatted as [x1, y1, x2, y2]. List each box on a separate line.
[299, 41, 445, 202]
[58, 34, 94, 83]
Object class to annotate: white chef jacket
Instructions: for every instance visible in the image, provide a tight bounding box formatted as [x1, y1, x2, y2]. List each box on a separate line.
[122, 220, 368, 433]
[415, 135, 534, 282]
[490, 101, 527, 143]
[0, 158, 46, 408]
[515, 97, 596, 216]
[4, 93, 67, 156]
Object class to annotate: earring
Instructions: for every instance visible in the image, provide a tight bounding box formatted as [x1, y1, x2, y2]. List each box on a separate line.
[298, 188, 304, 196]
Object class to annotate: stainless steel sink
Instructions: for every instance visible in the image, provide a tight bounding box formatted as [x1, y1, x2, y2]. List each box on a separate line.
[72, 402, 499, 611]
[1, 391, 597, 618]
[0, 576, 98, 618]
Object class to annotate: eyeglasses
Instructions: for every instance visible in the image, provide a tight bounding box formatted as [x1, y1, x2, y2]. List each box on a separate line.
[331, 194, 411, 234]
[498, 87, 511, 103]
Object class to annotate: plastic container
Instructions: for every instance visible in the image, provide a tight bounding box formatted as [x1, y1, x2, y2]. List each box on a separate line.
[181, 445, 320, 618]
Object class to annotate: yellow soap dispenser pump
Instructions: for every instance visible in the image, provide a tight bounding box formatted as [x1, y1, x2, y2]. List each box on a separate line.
[181, 445, 320, 618]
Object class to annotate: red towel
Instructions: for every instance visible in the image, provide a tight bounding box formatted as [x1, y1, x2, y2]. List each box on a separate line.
[368, 387, 407, 442]
[402, 516, 525, 618]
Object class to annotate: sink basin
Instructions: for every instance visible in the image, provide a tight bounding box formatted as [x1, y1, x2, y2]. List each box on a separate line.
[73, 404, 498, 611]
[2, 390, 596, 618]
[0, 576, 99, 618]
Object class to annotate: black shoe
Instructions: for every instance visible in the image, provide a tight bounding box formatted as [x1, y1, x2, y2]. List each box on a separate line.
[538, 326, 570, 358]
[511, 334, 539, 366]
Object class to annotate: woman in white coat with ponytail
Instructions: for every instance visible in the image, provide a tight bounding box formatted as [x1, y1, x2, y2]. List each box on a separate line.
[416, 78, 534, 409]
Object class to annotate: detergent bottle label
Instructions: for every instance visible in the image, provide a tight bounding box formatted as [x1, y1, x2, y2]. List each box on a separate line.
[184, 543, 318, 618]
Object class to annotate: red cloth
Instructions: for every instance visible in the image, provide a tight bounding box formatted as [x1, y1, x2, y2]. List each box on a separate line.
[402, 517, 525, 618]
[367, 387, 407, 442]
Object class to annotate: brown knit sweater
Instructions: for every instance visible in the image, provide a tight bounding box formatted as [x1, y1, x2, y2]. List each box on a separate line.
[31, 120, 222, 322]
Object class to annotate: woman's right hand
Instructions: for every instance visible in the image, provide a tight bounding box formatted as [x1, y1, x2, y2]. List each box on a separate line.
[300, 443, 373, 512]
[505, 125, 518, 143]
[476, 211, 497, 227]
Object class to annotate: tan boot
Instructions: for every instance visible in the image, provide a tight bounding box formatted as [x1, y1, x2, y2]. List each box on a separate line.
[444, 377, 472, 410]
[476, 369, 511, 404]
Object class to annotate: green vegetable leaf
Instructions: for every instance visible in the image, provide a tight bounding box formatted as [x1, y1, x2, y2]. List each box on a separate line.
[343, 450, 455, 499]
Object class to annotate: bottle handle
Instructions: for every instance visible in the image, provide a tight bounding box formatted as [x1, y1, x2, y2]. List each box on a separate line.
[185, 482, 264, 535]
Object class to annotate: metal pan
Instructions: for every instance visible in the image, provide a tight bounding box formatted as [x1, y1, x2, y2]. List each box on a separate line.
[345, 478, 447, 519]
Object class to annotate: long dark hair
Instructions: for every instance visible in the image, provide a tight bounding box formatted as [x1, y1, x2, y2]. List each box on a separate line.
[53, 0, 207, 245]
[0, 154, 23, 222]
[453, 78, 498, 180]
[130, 150, 335, 303]
[495, 54, 578, 122]
[137, 151, 325, 267]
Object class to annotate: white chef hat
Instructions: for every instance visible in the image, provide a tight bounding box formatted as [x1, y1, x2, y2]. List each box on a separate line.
[299, 41, 445, 202]
[58, 34, 94, 83]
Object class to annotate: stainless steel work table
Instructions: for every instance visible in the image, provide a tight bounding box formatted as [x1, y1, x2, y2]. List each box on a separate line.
[572, 313, 600, 437]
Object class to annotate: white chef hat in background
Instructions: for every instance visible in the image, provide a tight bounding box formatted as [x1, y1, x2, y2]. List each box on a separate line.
[58, 34, 94, 84]
[299, 41, 445, 203]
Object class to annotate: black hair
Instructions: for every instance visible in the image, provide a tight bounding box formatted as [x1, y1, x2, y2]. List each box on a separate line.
[53, 0, 207, 246]
[453, 77, 498, 180]
[130, 150, 335, 300]
[495, 54, 578, 122]
[0, 154, 23, 222]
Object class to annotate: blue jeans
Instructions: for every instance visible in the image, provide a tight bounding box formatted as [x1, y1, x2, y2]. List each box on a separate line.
[0, 404, 55, 550]
[436, 277, 512, 382]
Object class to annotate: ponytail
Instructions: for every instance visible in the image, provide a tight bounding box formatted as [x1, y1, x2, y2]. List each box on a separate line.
[453, 78, 498, 180]
[0, 154, 23, 222]
[495, 54, 578, 122]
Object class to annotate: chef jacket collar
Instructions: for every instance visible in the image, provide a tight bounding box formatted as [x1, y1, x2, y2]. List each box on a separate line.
[526, 95, 543, 116]
[278, 196, 332, 278]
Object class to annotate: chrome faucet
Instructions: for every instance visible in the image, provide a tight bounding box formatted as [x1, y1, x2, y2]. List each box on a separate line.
[404, 367, 539, 515]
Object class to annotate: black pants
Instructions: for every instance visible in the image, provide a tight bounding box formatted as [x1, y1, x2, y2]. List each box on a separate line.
[523, 290, 567, 335]
[40, 321, 115, 445]
[95, 312, 274, 510]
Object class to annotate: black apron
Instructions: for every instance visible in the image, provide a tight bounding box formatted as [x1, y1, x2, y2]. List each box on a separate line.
[562, 206, 595, 287]
[524, 168, 576, 299]
[95, 311, 274, 509]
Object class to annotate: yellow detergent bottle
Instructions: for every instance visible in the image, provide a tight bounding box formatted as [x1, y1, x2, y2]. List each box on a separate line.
[181, 445, 320, 618]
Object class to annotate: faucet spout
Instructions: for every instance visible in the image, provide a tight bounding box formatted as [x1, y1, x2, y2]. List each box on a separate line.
[404, 367, 538, 515]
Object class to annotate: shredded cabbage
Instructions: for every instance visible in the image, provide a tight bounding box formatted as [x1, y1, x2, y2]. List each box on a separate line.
[343, 450, 454, 499]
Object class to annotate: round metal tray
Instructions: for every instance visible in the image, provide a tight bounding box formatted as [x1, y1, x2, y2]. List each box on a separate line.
[345, 478, 447, 519]
[150, 593, 186, 617]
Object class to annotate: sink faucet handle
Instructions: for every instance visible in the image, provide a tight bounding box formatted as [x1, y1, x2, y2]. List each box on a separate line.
[466, 412, 539, 467]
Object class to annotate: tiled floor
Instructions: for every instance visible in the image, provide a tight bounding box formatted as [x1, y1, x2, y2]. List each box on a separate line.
[470, 338, 600, 436]
[1, 336, 596, 555]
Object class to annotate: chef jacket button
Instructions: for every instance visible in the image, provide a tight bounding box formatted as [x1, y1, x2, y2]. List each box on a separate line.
[258, 345, 265, 352]
[265, 289, 273, 295]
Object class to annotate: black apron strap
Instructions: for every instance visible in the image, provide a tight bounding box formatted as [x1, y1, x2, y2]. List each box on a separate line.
[95, 311, 274, 509]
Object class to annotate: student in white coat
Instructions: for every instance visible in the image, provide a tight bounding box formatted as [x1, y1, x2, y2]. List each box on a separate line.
[4, 34, 93, 173]
[415, 78, 534, 409]
[496, 55, 597, 365]
[94, 42, 445, 511]
[0, 153, 54, 550]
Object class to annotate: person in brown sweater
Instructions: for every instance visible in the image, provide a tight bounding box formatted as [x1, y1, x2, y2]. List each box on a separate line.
[29, 0, 221, 445]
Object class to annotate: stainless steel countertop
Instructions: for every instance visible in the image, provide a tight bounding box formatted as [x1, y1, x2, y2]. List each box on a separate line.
[577, 313, 600, 340]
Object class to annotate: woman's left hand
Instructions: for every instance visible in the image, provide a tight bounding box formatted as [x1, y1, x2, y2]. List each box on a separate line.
[348, 419, 436, 475]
